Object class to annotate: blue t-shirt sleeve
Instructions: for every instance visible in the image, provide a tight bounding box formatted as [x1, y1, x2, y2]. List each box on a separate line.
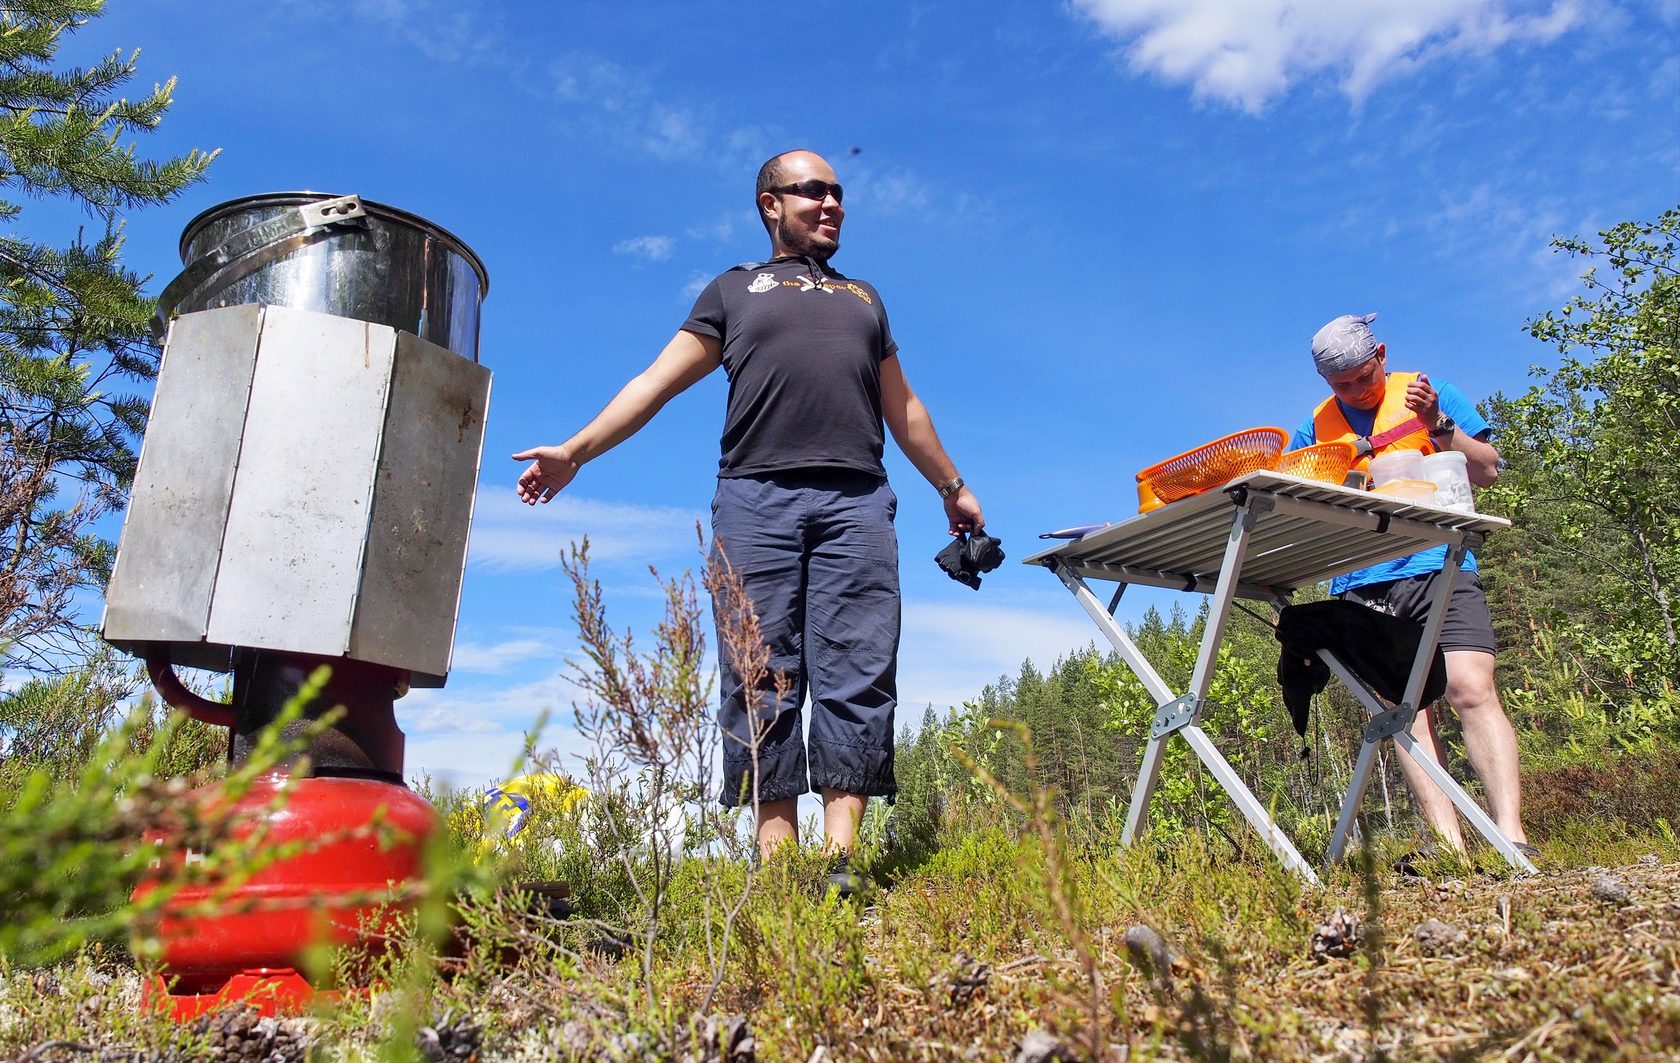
[1289, 419, 1315, 450]
[1434, 381, 1490, 439]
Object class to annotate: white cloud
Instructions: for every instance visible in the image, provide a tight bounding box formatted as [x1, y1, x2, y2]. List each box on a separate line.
[1653, 54, 1680, 102]
[1070, 0, 1584, 111]
[641, 105, 707, 160]
[450, 636, 555, 673]
[399, 671, 591, 790]
[680, 272, 714, 302]
[400, 673, 574, 732]
[686, 213, 740, 242]
[841, 162, 995, 224]
[348, 0, 513, 69]
[897, 599, 1102, 711]
[467, 485, 705, 573]
[543, 53, 759, 169]
[400, 591, 1098, 788]
[406, 727, 572, 793]
[613, 235, 676, 261]
[551, 52, 649, 110]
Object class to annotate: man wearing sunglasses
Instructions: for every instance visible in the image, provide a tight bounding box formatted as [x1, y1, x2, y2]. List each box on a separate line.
[514, 150, 983, 894]
[1292, 312, 1532, 864]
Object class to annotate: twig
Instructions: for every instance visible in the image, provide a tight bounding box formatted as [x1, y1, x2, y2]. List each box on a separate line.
[23, 1043, 98, 1061]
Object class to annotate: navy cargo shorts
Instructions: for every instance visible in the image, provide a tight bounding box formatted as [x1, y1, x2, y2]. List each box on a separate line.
[709, 469, 900, 808]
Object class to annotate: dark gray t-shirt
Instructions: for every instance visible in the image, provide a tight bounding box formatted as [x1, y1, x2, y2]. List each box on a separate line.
[682, 258, 898, 477]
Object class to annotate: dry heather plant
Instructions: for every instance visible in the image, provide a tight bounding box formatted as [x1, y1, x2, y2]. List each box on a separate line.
[564, 537, 713, 1020]
[554, 533, 788, 1043]
[697, 532, 797, 994]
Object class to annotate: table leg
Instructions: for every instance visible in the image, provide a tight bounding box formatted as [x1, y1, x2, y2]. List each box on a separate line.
[1398, 540, 1468, 713]
[1179, 497, 1318, 879]
[1053, 563, 1175, 704]
[1325, 736, 1381, 865]
[1122, 734, 1167, 844]
[1392, 731, 1537, 873]
[1181, 725, 1319, 883]
[1187, 496, 1269, 703]
[1053, 563, 1175, 844]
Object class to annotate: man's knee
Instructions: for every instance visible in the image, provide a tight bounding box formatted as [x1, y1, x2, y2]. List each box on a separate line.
[1443, 649, 1500, 713]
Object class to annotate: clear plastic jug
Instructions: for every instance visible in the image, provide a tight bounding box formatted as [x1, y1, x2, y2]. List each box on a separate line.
[1421, 451, 1473, 512]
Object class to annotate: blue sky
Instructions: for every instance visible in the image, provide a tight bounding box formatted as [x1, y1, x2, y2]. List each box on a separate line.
[29, 0, 1679, 790]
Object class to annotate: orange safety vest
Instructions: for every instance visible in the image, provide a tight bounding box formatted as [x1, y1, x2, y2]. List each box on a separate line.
[1312, 370, 1436, 473]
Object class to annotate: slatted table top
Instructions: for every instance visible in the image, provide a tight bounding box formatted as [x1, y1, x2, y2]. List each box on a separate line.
[1023, 471, 1510, 601]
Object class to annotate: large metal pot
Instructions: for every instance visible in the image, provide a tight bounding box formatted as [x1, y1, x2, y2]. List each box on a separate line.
[156, 192, 490, 360]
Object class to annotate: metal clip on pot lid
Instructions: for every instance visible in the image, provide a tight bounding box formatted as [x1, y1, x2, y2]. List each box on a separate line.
[151, 194, 370, 339]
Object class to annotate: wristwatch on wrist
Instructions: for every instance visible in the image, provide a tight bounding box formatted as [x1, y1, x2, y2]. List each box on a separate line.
[937, 476, 965, 499]
[1429, 415, 1456, 438]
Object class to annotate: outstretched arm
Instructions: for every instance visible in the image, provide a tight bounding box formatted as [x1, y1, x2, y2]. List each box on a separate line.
[880, 356, 984, 535]
[514, 329, 721, 504]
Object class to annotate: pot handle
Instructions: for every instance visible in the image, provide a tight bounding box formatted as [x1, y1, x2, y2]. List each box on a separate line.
[151, 194, 369, 338]
[146, 647, 236, 729]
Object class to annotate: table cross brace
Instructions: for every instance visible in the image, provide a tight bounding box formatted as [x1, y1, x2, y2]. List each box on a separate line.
[1052, 495, 1320, 883]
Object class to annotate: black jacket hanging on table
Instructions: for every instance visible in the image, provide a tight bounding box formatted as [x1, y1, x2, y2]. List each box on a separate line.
[1274, 599, 1449, 739]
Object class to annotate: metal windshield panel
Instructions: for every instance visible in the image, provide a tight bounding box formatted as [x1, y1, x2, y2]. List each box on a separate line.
[348, 331, 490, 680]
[102, 305, 490, 685]
[102, 305, 263, 648]
[207, 308, 393, 656]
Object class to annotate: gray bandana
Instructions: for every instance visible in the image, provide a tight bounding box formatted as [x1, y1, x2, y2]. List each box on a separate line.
[1311, 313, 1379, 376]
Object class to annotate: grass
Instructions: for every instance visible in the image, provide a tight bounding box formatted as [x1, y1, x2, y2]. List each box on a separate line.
[1, 807, 1674, 1061]
[4, 554, 1674, 1060]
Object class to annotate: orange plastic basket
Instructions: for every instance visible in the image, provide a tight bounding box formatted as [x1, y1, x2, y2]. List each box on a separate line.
[1136, 427, 1289, 513]
[1276, 441, 1357, 485]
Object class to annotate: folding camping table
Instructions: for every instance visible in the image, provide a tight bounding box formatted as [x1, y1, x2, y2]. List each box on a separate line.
[1025, 470, 1536, 883]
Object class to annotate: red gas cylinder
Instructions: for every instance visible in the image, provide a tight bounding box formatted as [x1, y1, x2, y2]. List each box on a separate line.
[138, 772, 439, 1018]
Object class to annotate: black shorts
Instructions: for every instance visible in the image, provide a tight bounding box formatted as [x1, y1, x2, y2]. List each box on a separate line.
[1339, 571, 1497, 655]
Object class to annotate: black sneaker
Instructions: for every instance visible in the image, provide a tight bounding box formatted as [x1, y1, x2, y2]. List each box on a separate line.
[1391, 836, 1443, 878]
[826, 855, 866, 900]
[1391, 849, 1430, 878]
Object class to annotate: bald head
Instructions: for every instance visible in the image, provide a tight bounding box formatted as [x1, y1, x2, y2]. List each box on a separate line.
[756, 149, 844, 260]
[757, 150, 822, 197]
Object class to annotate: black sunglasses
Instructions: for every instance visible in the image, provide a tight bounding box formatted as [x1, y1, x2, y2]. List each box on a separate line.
[768, 179, 843, 204]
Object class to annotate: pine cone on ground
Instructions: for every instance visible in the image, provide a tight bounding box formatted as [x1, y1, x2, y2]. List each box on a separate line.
[416, 1010, 482, 1062]
[684, 1014, 754, 1063]
[180, 1004, 309, 1062]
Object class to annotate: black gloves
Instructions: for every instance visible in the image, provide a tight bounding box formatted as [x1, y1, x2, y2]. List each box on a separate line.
[935, 531, 1006, 590]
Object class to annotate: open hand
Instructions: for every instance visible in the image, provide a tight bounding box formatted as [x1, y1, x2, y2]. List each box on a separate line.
[513, 445, 579, 504]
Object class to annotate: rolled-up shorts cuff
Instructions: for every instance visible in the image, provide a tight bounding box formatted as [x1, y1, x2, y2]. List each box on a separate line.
[810, 740, 896, 801]
[720, 746, 809, 808]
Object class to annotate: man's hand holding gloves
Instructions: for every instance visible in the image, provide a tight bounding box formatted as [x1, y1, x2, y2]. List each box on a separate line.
[935, 531, 1006, 590]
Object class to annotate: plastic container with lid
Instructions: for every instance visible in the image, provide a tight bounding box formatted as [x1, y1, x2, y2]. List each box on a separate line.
[1421, 451, 1474, 512]
[1368, 450, 1423, 487]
